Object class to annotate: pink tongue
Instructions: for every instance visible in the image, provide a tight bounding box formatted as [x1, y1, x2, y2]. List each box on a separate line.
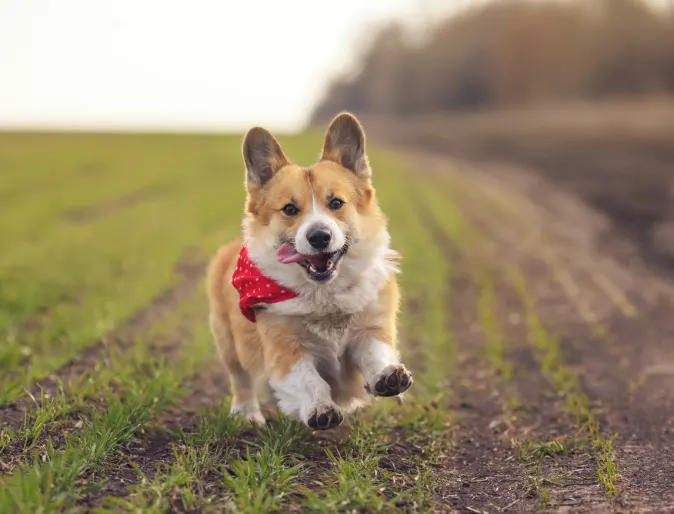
[276, 243, 309, 264]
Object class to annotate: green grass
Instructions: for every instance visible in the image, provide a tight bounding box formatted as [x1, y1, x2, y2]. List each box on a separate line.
[0, 134, 252, 401]
[594, 436, 620, 497]
[302, 425, 389, 512]
[520, 436, 589, 461]
[0, 279, 218, 509]
[102, 402, 243, 512]
[223, 420, 306, 513]
[0, 366, 183, 512]
[476, 275, 515, 382]
[374, 154, 454, 394]
[17, 391, 69, 451]
[1, 281, 213, 462]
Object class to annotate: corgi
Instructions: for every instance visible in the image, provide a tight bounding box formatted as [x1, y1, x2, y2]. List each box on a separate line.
[206, 113, 412, 429]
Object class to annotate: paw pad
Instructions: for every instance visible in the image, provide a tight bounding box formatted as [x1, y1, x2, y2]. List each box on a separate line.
[373, 365, 413, 397]
[307, 405, 343, 430]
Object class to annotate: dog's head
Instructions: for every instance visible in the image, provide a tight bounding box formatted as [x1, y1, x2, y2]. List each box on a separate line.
[242, 113, 389, 287]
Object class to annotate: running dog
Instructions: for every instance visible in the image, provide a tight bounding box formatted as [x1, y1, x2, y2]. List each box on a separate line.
[206, 113, 412, 429]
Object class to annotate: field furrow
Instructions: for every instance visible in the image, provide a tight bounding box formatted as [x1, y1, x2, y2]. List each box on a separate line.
[402, 150, 674, 511]
[414, 181, 590, 512]
[2, 131, 673, 512]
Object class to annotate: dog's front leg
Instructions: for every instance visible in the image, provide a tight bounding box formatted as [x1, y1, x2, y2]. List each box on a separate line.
[353, 340, 413, 397]
[258, 316, 343, 430]
[269, 357, 343, 430]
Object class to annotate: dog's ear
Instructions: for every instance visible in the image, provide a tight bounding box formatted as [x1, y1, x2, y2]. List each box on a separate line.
[242, 127, 289, 189]
[321, 112, 370, 176]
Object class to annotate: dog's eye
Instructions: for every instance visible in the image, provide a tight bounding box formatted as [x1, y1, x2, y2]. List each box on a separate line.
[282, 204, 299, 216]
[328, 198, 344, 210]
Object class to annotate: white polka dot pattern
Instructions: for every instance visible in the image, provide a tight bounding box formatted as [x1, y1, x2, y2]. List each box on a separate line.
[231, 246, 299, 322]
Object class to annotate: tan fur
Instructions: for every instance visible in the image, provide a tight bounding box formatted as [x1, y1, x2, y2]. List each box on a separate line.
[245, 161, 381, 249]
[206, 113, 406, 427]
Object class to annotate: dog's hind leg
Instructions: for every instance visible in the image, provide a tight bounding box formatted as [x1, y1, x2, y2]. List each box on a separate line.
[209, 313, 265, 425]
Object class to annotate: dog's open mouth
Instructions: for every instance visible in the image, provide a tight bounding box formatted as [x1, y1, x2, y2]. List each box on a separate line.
[276, 243, 347, 282]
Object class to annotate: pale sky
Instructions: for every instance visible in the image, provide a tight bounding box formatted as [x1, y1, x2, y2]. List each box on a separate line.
[0, 0, 433, 132]
[3, 1, 667, 132]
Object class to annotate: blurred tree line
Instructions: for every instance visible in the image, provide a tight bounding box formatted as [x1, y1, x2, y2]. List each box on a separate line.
[311, 0, 674, 122]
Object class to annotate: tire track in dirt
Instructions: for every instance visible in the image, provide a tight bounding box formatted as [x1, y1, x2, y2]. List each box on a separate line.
[415, 190, 594, 512]
[440, 274, 528, 513]
[502, 235, 674, 512]
[469, 175, 674, 510]
[412, 153, 674, 511]
[416, 190, 525, 512]
[0, 247, 207, 432]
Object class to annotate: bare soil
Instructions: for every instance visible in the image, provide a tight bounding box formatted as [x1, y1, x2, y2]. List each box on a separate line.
[365, 104, 674, 512]
[421, 197, 609, 513]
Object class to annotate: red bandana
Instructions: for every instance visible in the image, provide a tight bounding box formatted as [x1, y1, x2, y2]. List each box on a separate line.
[232, 246, 299, 322]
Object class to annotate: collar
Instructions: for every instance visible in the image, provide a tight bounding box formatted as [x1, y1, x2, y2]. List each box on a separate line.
[231, 246, 299, 322]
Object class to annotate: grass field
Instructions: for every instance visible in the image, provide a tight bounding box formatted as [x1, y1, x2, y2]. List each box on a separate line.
[1, 129, 673, 512]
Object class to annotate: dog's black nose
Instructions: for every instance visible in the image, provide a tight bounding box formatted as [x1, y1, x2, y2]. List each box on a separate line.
[307, 227, 332, 250]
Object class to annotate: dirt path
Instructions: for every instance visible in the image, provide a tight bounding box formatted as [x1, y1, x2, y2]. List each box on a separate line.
[402, 150, 674, 512]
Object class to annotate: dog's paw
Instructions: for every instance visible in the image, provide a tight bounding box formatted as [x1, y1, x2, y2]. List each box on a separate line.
[230, 401, 266, 426]
[306, 403, 343, 430]
[371, 364, 413, 397]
